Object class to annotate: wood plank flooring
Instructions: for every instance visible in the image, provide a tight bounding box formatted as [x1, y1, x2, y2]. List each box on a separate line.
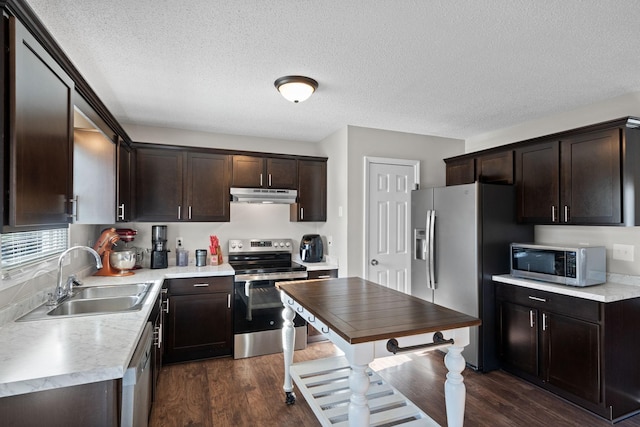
[150, 342, 640, 426]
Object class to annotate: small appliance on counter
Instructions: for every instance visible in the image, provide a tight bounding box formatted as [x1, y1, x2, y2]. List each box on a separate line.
[300, 234, 323, 263]
[93, 228, 135, 276]
[150, 225, 169, 269]
[115, 228, 144, 269]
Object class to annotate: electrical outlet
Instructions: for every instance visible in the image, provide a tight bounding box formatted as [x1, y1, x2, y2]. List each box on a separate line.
[613, 244, 635, 262]
[176, 237, 183, 248]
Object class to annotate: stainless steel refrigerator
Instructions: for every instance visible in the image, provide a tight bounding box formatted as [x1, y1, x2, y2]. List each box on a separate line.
[411, 182, 533, 372]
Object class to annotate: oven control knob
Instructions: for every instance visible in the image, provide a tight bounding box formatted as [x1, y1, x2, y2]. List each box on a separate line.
[237, 243, 243, 249]
[285, 241, 291, 247]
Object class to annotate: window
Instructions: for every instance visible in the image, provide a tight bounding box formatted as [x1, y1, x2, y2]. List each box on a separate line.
[1, 228, 68, 270]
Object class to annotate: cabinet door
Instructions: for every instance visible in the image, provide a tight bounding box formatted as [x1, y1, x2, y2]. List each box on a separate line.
[515, 141, 560, 223]
[499, 301, 538, 376]
[135, 148, 183, 221]
[560, 128, 621, 224]
[116, 139, 133, 222]
[477, 150, 513, 184]
[164, 292, 232, 363]
[231, 155, 264, 187]
[542, 312, 601, 404]
[445, 158, 475, 186]
[267, 158, 297, 189]
[8, 17, 74, 228]
[292, 159, 327, 222]
[185, 152, 230, 221]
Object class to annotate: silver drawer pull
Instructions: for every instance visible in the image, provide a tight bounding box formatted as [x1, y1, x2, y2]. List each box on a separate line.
[528, 296, 546, 302]
[317, 275, 331, 279]
[193, 283, 209, 287]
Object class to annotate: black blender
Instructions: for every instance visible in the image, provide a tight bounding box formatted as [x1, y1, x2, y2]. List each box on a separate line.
[150, 225, 169, 269]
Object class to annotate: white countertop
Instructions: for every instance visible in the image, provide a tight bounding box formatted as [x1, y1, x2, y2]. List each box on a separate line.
[293, 256, 339, 271]
[492, 274, 640, 303]
[0, 264, 234, 398]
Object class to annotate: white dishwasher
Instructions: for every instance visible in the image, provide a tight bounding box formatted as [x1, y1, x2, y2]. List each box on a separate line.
[122, 322, 153, 427]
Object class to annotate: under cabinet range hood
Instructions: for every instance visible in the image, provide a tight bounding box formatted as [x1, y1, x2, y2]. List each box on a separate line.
[230, 187, 297, 204]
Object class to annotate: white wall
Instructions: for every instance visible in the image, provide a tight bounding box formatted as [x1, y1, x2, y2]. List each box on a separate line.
[344, 126, 465, 277]
[318, 127, 349, 276]
[465, 92, 640, 276]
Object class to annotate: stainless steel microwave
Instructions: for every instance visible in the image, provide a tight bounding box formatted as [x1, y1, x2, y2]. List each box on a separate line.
[510, 243, 606, 287]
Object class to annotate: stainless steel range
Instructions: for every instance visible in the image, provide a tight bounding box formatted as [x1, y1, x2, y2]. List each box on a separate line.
[229, 238, 308, 359]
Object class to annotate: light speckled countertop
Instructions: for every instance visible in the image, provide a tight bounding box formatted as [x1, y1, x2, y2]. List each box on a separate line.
[492, 274, 640, 302]
[0, 264, 234, 398]
[293, 255, 338, 271]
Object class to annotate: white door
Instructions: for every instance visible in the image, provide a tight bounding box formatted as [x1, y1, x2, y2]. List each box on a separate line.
[365, 158, 419, 294]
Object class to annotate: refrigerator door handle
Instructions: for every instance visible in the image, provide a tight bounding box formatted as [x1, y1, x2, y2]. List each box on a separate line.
[428, 210, 437, 288]
[425, 211, 432, 288]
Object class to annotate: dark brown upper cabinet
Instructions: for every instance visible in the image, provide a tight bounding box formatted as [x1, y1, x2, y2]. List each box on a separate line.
[476, 150, 513, 184]
[516, 128, 623, 225]
[231, 155, 297, 189]
[291, 159, 327, 222]
[4, 16, 74, 230]
[445, 157, 475, 186]
[134, 146, 230, 222]
[116, 139, 134, 222]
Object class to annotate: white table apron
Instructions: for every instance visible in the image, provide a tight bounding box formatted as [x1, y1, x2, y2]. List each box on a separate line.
[280, 290, 471, 427]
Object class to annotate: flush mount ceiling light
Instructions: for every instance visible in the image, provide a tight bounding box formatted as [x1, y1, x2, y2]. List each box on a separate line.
[274, 75, 318, 103]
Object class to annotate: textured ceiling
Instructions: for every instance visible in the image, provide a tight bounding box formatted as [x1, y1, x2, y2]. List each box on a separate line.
[24, 0, 640, 142]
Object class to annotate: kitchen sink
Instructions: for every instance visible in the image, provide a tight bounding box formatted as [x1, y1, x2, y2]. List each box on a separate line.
[74, 283, 150, 299]
[17, 282, 154, 321]
[47, 296, 144, 316]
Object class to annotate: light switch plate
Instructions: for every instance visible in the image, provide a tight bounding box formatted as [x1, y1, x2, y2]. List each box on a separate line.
[613, 244, 634, 262]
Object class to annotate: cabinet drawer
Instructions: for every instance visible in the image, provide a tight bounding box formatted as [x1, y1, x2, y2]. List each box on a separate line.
[307, 269, 338, 279]
[165, 276, 232, 295]
[496, 283, 600, 323]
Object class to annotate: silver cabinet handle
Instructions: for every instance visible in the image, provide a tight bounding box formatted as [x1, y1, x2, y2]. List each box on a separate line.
[542, 313, 548, 331]
[564, 205, 570, 223]
[177, 205, 181, 219]
[268, 174, 272, 187]
[260, 173, 263, 187]
[193, 283, 209, 287]
[317, 275, 331, 279]
[300, 207, 304, 220]
[163, 298, 169, 314]
[529, 310, 534, 328]
[117, 203, 125, 220]
[551, 205, 557, 223]
[188, 206, 192, 220]
[227, 293, 231, 309]
[69, 195, 78, 221]
[371, 259, 379, 266]
[528, 296, 547, 302]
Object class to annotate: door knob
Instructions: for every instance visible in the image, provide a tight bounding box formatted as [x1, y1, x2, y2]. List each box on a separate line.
[371, 259, 379, 266]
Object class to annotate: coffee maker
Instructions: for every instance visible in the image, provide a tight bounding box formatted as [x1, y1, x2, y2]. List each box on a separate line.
[150, 225, 169, 269]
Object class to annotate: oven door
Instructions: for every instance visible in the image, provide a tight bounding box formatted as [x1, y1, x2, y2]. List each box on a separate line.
[234, 279, 305, 334]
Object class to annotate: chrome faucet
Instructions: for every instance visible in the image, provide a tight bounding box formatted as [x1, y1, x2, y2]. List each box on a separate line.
[48, 246, 103, 306]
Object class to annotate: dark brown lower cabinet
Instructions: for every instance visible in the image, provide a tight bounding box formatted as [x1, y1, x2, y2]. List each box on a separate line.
[496, 282, 640, 421]
[0, 380, 120, 426]
[164, 276, 233, 363]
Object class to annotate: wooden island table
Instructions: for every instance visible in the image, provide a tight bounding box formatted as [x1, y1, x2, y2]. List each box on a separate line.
[277, 277, 481, 427]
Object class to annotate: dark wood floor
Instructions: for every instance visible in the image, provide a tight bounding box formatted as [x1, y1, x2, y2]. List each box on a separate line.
[150, 342, 640, 426]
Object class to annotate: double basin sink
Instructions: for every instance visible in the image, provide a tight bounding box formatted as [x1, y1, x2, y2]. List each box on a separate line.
[18, 283, 153, 321]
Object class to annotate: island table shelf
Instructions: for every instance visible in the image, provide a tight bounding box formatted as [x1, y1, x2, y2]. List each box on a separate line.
[277, 277, 481, 426]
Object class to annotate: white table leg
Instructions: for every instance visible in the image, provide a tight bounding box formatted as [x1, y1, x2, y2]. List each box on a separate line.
[281, 299, 296, 404]
[444, 345, 466, 427]
[348, 363, 370, 426]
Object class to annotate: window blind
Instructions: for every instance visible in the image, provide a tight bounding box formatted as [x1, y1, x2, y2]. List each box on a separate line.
[1, 228, 68, 270]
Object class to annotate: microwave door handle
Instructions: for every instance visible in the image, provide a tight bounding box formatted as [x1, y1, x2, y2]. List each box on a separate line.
[429, 210, 437, 288]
